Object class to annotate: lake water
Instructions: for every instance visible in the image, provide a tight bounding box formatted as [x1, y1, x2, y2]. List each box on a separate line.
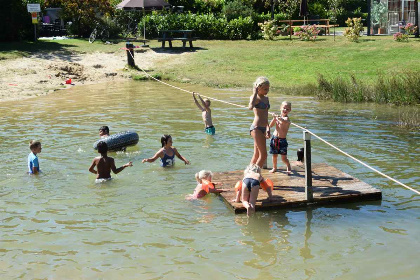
[1, 81, 419, 279]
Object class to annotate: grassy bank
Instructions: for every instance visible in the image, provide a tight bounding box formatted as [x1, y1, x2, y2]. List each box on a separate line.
[1, 36, 419, 102]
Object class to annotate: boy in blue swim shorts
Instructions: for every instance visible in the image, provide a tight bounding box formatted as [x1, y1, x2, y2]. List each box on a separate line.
[193, 92, 215, 135]
[269, 101, 292, 174]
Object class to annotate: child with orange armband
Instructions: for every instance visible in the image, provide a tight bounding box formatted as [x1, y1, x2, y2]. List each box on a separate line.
[188, 170, 227, 199]
[233, 164, 273, 216]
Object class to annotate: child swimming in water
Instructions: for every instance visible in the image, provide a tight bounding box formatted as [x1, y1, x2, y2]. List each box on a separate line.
[142, 134, 190, 167]
[89, 141, 132, 183]
[99, 126, 110, 138]
[28, 140, 42, 174]
[189, 170, 226, 199]
[193, 92, 215, 135]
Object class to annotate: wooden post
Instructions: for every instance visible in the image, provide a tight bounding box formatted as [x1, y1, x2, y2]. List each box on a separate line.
[304, 131, 313, 201]
[126, 42, 135, 67]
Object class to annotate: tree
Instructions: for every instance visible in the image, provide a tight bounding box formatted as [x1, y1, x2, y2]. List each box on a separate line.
[45, 0, 113, 37]
[278, 0, 299, 20]
[0, 0, 43, 42]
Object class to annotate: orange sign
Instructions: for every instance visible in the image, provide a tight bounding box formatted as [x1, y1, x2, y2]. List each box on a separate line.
[31, 12, 38, 24]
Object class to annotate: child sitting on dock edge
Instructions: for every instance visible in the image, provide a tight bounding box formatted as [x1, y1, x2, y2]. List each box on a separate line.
[240, 164, 273, 216]
[89, 141, 132, 183]
[269, 101, 292, 174]
[193, 92, 215, 135]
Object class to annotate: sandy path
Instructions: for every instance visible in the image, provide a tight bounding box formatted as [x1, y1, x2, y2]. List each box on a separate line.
[0, 48, 187, 102]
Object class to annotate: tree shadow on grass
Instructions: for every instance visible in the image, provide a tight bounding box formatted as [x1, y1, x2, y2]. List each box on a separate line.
[149, 46, 207, 54]
[0, 40, 77, 58]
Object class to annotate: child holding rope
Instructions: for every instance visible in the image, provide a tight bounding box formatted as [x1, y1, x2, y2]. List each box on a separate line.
[193, 92, 215, 135]
[269, 101, 292, 174]
[249, 77, 271, 168]
[142, 134, 190, 167]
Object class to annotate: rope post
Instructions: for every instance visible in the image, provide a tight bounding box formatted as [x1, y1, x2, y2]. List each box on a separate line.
[304, 131, 313, 201]
[126, 42, 135, 67]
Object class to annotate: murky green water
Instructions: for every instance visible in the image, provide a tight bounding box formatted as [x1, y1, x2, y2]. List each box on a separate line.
[1, 81, 419, 279]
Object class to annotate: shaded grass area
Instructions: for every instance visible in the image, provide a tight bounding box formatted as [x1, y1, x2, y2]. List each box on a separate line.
[0, 39, 123, 59]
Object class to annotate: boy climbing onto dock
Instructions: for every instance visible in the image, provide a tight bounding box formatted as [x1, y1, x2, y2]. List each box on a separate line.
[193, 92, 215, 135]
[89, 141, 132, 183]
[269, 101, 292, 174]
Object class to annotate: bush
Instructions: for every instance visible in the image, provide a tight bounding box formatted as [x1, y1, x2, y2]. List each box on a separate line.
[293, 25, 320, 41]
[223, 0, 253, 21]
[394, 23, 419, 42]
[144, 12, 254, 39]
[258, 20, 278, 40]
[344, 17, 364, 42]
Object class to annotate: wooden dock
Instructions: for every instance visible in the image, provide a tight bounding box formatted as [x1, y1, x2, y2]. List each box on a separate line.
[216, 163, 382, 214]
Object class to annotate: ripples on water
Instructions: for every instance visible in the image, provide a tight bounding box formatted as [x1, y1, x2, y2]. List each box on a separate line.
[0, 81, 418, 279]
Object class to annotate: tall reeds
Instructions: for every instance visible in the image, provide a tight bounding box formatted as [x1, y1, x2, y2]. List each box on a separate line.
[316, 71, 420, 106]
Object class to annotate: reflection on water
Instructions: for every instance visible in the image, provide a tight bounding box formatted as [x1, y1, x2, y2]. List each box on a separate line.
[0, 81, 419, 279]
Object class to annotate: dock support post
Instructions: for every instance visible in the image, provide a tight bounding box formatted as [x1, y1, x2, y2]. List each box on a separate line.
[304, 131, 313, 201]
[126, 42, 135, 67]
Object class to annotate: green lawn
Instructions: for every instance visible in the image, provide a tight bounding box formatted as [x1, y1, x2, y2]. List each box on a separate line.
[157, 36, 420, 90]
[1, 36, 419, 91]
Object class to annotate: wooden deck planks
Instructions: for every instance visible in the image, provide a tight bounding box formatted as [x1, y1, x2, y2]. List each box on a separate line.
[215, 163, 382, 214]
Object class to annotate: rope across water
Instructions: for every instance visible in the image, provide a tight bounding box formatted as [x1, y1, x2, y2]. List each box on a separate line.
[125, 48, 419, 195]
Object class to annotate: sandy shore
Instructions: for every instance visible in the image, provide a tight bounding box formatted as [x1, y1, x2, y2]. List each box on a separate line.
[0, 48, 187, 103]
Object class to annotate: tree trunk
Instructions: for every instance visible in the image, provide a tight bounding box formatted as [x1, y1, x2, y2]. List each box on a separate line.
[415, 0, 419, 38]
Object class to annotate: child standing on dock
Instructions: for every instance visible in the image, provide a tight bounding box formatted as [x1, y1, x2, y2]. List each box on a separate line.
[269, 101, 292, 174]
[188, 170, 226, 199]
[142, 134, 190, 167]
[28, 140, 42, 175]
[249, 77, 271, 168]
[89, 141, 132, 183]
[193, 92, 215, 135]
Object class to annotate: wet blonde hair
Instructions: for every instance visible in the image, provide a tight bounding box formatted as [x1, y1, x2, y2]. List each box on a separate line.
[281, 101, 291, 109]
[254, 76, 270, 88]
[198, 170, 213, 181]
[244, 164, 261, 176]
[29, 140, 41, 150]
[195, 172, 201, 183]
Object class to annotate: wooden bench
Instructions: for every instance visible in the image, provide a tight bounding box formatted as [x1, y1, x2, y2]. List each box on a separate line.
[278, 19, 338, 36]
[158, 30, 196, 49]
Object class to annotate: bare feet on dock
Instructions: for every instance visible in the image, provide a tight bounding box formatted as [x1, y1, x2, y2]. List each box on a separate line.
[269, 168, 277, 173]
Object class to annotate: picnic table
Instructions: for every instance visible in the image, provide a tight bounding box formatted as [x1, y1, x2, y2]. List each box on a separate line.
[278, 19, 338, 36]
[158, 30, 196, 49]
